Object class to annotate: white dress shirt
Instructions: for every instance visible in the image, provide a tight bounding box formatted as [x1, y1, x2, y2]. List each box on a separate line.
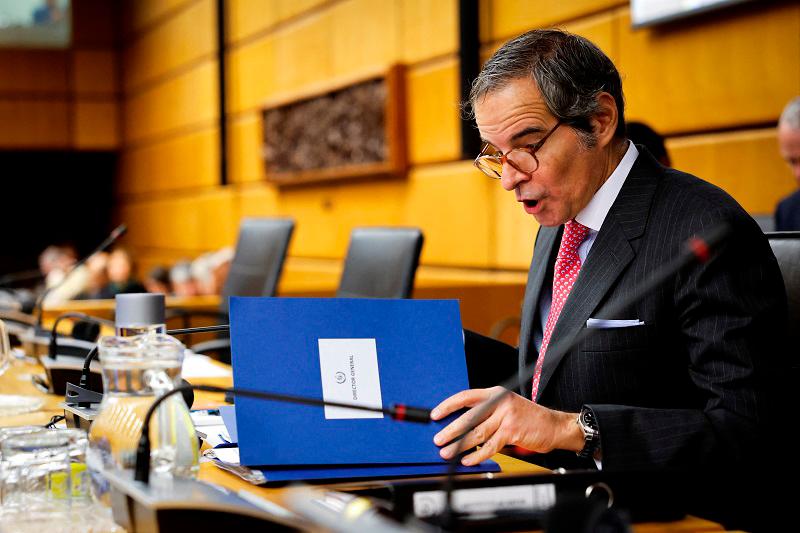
[533, 142, 640, 352]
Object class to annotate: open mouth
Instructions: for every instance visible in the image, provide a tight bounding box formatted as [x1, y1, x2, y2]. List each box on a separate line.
[523, 199, 539, 208]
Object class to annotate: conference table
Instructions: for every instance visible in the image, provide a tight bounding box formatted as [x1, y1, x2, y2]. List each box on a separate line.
[0, 350, 724, 532]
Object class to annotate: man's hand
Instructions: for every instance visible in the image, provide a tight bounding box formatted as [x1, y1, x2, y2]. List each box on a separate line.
[431, 386, 583, 466]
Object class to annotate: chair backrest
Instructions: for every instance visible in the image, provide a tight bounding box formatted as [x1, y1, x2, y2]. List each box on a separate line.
[336, 227, 423, 299]
[221, 218, 294, 312]
[766, 231, 800, 347]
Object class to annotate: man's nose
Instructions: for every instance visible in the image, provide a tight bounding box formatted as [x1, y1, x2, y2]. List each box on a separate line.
[500, 161, 530, 191]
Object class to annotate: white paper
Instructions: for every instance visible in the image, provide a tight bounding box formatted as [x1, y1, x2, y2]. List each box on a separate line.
[412, 484, 556, 518]
[318, 338, 384, 420]
[182, 353, 233, 378]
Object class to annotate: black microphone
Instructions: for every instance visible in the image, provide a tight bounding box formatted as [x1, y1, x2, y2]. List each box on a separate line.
[48, 312, 114, 359]
[437, 222, 732, 527]
[34, 223, 128, 328]
[133, 383, 431, 484]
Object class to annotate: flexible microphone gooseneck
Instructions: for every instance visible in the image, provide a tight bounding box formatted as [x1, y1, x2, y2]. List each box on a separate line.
[48, 312, 115, 359]
[133, 383, 431, 484]
[34, 224, 128, 328]
[437, 222, 732, 527]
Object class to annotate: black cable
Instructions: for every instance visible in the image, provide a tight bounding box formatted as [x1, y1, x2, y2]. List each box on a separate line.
[49, 312, 114, 359]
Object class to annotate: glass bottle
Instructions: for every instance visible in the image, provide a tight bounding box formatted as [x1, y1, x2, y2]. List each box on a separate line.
[87, 334, 198, 503]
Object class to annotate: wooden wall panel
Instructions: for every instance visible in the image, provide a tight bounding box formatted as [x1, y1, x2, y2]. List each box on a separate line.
[485, 0, 626, 42]
[399, 0, 458, 63]
[0, 51, 69, 94]
[123, 0, 216, 94]
[276, 179, 406, 258]
[73, 101, 119, 149]
[123, 61, 219, 144]
[228, 112, 265, 184]
[407, 59, 461, 165]
[227, 14, 332, 114]
[121, 189, 239, 252]
[73, 0, 118, 47]
[227, 0, 330, 45]
[329, 0, 399, 78]
[403, 162, 492, 267]
[0, 100, 70, 148]
[668, 128, 795, 215]
[123, 0, 196, 37]
[619, 4, 800, 134]
[118, 127, 219, 195]
[234, 183, 280, 218]
[72, 50, 117, 96]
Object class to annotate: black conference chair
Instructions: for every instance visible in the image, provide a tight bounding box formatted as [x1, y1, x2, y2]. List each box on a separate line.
[336, 227, 423, 299]
[766, 232, 800, 364]
[189, 218, 295, 360]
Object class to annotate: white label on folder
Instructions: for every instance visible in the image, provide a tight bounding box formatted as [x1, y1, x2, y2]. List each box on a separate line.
[412, 484, 556, 518]
[318, 338, 384, 419]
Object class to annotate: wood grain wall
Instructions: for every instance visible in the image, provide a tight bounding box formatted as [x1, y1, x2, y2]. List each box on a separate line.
[0, 0, 119, 150]
[114, 0, 800, 333]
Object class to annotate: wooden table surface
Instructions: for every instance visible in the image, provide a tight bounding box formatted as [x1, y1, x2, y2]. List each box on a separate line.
[0, 354, 723, 532]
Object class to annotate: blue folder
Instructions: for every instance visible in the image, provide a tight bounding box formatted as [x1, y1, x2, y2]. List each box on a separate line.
[229, 297, 471, 467]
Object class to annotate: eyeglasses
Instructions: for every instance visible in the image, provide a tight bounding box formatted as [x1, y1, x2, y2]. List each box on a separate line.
[473, 121, 562, 179]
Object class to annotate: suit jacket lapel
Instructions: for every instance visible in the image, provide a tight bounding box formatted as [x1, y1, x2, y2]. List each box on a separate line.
[518, 225, 560, 396]
[534, 148, 663, 401]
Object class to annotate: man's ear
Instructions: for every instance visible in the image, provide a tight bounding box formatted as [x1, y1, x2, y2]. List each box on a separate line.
[591, 92, 618, 148]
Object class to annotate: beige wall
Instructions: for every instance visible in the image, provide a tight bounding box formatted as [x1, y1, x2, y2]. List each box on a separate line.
[114, 0, 800, 333]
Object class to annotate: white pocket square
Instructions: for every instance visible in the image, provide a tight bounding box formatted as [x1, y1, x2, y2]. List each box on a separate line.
[586, 318, 645, 329]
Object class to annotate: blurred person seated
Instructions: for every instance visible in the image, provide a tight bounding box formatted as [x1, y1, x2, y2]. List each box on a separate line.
[39, 244, 91, 305]
[93, 248, 146, 299]
[77, 252, 110, 300]
[143, 265, 171, 294]
[191, 247, 234, 295]
[626, 121, 671, 166]
[170, 261, 198, 297]
[775, 96, 800, 230]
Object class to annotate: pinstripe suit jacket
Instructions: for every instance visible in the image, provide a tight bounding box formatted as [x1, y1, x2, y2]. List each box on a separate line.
[518, 148, 787, 472]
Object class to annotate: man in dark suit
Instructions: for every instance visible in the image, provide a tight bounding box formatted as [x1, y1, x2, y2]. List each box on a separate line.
[774, 96, 800, 230]
[432, 29, 788, 529]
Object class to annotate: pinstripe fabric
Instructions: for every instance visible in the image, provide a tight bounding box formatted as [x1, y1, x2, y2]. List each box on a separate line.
[518, 148, 788, 473]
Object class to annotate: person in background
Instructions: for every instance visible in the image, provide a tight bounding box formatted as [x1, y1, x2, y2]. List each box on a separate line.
[170, 261, 197, 297]
[77, 252, 109, 300]
[626, 121, 671, 167]
[774, 96, 800, 230]
[39, 244, 90, 305]
[94, 248, 146, 298]
[143, 265, 171, 294]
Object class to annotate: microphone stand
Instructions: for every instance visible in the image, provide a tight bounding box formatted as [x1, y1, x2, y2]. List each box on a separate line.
[133, 383, 431, 484]
[436, 223, 731, 528]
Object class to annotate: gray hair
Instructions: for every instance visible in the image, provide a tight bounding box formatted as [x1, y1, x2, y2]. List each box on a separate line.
[779, 96, 800, 130]
[467, 29, 625, 148]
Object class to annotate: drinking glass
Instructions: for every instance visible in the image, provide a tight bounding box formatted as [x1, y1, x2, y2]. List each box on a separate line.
[0, 320, 43, 416]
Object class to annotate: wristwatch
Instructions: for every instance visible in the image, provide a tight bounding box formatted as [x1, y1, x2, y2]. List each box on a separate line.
[576, 405, 601, 459]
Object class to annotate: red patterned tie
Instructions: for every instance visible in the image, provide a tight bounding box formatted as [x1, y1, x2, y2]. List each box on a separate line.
[531, 219, 590, 401]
